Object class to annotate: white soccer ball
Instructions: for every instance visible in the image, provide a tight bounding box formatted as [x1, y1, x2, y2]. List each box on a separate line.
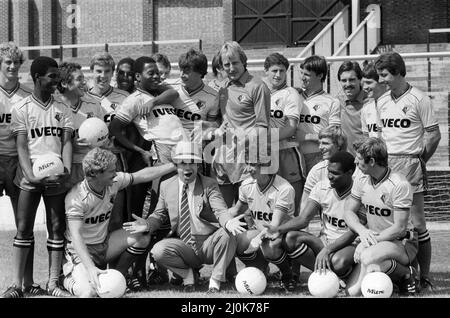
[361, 271, 393, 298]
[97, 269, 127, 298]
[78, 117, 109, 147]
[308, 270, 340, 298]
[32, 154, 64, 179]
[235, 267, 267, 296]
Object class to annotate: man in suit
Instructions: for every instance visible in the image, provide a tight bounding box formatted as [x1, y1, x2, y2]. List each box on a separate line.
[143, 141, 246, 293]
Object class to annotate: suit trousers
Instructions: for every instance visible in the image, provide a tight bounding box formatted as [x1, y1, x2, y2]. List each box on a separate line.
[151, 227, 237, 282]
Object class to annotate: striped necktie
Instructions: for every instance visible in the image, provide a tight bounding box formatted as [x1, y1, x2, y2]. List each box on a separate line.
[179, 183, 193, 245]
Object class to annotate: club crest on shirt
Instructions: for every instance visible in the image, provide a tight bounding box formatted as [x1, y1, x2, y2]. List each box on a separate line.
[380, 193, 389, 205]
[402, 106, 409, 114]
[196, 100, 206, 109]
[275, 98, 281, 106]
[110, 103, 118, 110]
[86, 112, 95, 118]
[266, 200, 273, 209]
[54, 112, 63, 122]
[109, 195, 115, 204]
[313, 104, 320, 112]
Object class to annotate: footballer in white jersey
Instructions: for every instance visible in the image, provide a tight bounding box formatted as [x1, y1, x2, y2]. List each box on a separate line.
[377, 86, 439, 156]
[296, 90, 341, 150]
[87, 86, 128, 126]
[351, 168, 414, 233]
[114, 87, 187, 146]
[0, 84, 33, 156]
[11, 94, 74, 161]
[171, 82, 220, 134]
[239, 174, 295, 227]
[65, 172, 133, 245]
[361, 98, 382, 138]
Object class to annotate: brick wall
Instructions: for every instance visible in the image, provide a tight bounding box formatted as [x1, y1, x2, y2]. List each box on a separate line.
[0, 1, 10, 42]
[360, 0, 450, 44]
[155, 0, 224, 61]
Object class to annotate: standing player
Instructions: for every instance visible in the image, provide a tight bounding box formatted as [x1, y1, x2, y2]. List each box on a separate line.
[262, 52, 304, 216]
[296, 55, 341, 175]
[212, 41, 271, 207]
[0, 42, 44, 297]
[57, 62, 106, 189]
[3, 56, 73, 298]
[375, 52, 441, 291]
[336, 61, 366, 156]
[62, 147, 175, 297]
[264, 151, 363, 284]
[344, 137, 419, 296]
[208, 51, 227, 92]
[171, 48, 221, 139]
[360, 61, 387, 138]
[86, 52, 130, 231]
[114, 57, 135, 94]
[228, 158, 297, 292]
[152, 53, 173, 83]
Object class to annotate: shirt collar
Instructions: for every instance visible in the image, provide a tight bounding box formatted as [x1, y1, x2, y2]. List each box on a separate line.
[225, 70, 251, 87]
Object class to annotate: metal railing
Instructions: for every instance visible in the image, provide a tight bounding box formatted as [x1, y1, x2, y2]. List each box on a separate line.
[19, 39, 202, 62]
[296, 5, 350, 58]
[427, 28, 450, 92]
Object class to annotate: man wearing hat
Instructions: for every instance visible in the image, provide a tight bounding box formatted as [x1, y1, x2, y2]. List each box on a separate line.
[142, 141, 246, 293]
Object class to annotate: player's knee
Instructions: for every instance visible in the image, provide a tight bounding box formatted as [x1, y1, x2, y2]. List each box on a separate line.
[150, 241, 166, 262]
[330, 255, 352, 276]
[216, 229, 237, 248]
[360, 249, 376, 266]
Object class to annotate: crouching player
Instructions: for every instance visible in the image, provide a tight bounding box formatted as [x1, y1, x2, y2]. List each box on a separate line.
[264, 151, 363, 286]
[62, 147, 175, 297]
[228, 158, 297, 292]
[344, 137, 419, 296]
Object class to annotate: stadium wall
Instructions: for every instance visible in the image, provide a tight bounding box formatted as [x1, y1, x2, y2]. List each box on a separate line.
[360, 0, 450, 44]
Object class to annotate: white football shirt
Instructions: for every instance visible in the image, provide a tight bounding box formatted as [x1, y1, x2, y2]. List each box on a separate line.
[269, 83, 302, 149]
[239, 174, 295, 227]
[377, 86, 439, 155]
[0, 83, 33, 156]
[171, 82, 220, 133]
[361, 98, 382, 138]
[65, 172, 133, 245]
[114, 88, 187, 145]
[351, 168, 414, 234]
[296, 90, 341, 153]
[11, 95, 74, 160]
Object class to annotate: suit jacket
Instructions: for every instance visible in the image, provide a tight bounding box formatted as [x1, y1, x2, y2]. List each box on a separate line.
[147, 173, 232, 243]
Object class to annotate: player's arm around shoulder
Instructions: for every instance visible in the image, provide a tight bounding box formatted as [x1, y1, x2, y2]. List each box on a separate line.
[130, 162, 176, 185]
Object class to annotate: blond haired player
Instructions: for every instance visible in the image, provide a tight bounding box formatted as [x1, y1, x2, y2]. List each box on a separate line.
[2, 57, 73, 298]
[62, 147, 175, 297]
[344, 137, 419, 296]
[0, 42, 43, 297]
[375, 52, 441, 291]
[296, 55, 341, 175]
[262, 52, 304, 216]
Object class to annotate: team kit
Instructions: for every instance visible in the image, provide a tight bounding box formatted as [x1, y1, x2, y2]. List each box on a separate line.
[0, 40, 440, 298]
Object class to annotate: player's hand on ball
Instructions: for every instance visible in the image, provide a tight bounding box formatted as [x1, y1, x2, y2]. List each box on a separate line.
[226, 214, 247, 235]
[315, 247, 332, 273]
[87, 266, 107, 292]
[123, 213, 149, 234]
